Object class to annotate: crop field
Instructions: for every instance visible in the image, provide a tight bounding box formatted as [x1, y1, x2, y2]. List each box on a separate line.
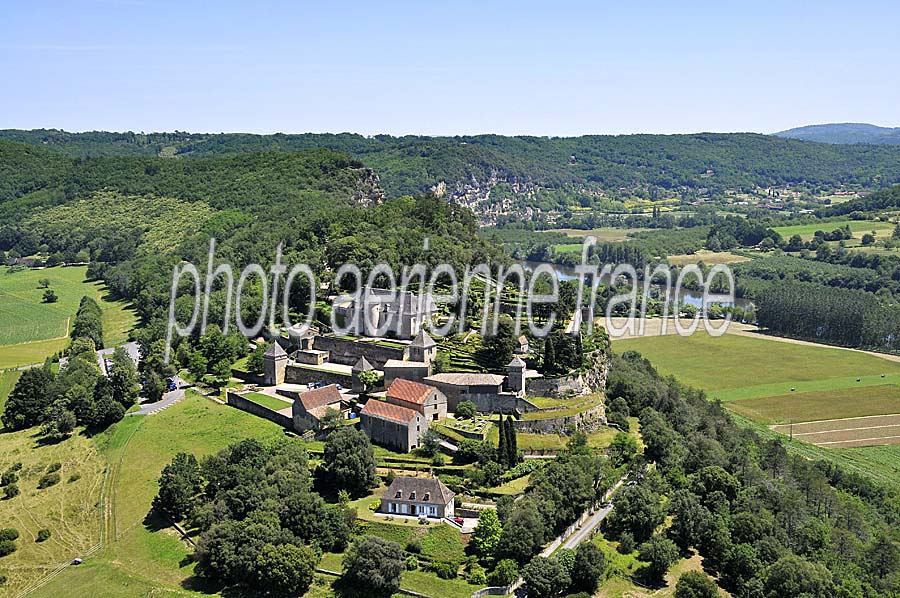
[547, 227, 650, 241]
[615, 332, 900, 403]
[772, 414, 900, 448]
[727, 384, 900, 424]
[772, 219, 895, 241]
[665, 250, 752, 266]
[0, 266, 137, 368]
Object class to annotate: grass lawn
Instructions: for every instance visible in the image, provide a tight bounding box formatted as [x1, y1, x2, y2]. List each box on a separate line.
[487, 474, 532, 495]
[728, 384, 900, 424]
[773, 219, 895, 241]
[487, 425, 618, 451]
[615, 332, 900, 403]
[0, 426, 106, 596]
[243, 391, 293, 411]
[0, 368, 22, 412]
[0, 266, 137, 368]
[520, 395, 603, 420]
[29, 391, 287, 598]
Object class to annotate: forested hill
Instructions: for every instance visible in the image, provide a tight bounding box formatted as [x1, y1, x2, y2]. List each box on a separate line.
[777, 123, 900, 145]
[6, 130, 900, 219]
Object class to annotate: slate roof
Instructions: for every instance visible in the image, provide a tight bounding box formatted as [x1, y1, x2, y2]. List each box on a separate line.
[298, 384, 342, 412]
[425, 373, 506, 387]
[410, 330, 437, 348]
[352, 356, 375, 372]
[383, 476, 455, 505]
[386, 378, 435, 406]
[264, 342, 288, 358]
[361, 399, 419, 424]
[384, 359, 428, 369]
[508, 356, 526, 368]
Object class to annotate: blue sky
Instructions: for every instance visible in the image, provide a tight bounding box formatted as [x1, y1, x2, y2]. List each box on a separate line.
[2, 0, 899, 135]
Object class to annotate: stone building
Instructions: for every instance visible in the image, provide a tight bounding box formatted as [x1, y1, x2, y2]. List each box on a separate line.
[292, 384, 343, 432]
[332, 289, 437, 339]
[359, 399, 426, 453]
[263, 342, 288, 385]
[351, 356, 375, 392]
[385, 378, 447, 422]
[507, 356, 526, 395]
[379, 476, 455, 519]
[408, 330, 437, 364]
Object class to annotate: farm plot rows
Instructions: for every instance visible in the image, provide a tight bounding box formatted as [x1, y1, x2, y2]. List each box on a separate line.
[772, 413, 900, 448]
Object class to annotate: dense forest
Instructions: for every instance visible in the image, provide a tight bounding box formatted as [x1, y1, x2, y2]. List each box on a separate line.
[6, 130, 900, 207]
[604, 352, 900, 597]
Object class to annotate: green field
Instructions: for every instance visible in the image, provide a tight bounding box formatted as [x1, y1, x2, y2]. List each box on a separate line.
[0, 266, 137, 368]
[548, 227, 649, 241]
[773, 219, 895, 241]
[615, 332, 900, 403]
[24, 392, 285, 597]
[728, 384, 900, 424]
[0, 369, 21, 412]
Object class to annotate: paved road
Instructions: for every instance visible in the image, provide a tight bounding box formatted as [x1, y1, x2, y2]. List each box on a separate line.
[127, 377, 187, 416]
[561, 477, 627, 550]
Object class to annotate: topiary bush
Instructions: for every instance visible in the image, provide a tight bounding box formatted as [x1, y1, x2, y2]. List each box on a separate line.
[405, 555, 419, 571]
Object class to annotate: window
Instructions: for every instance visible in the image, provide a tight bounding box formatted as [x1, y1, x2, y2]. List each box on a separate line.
[429, 506, 436, 516]
[389, 502, 397, 513]
[401, 504, 408, 514]
[423, 493, 430, 501]
[395, 491, 402, 498]
[410, 491, 416, 500]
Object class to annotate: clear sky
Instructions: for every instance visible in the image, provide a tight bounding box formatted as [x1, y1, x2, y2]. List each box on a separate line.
[2, 0, 899, 136]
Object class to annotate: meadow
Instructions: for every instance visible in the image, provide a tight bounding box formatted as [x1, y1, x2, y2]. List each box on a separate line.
[772, 218, 895, 241]
[614, 332, 900, 403]
[0, 266, 137, 368]
[727, 384, 900, 424]
[665, 249, 752, 266]
[547, 227, 649, 242]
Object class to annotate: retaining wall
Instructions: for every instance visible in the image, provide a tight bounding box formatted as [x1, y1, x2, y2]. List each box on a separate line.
[226, 391, 293, 428]
[312, 335, 407, 368]
[512, 402, 605, 435]
[284, 364, 353, 386]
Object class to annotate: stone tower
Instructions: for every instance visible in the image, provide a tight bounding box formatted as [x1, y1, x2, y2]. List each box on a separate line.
[263, 342, 288, 386]
[352, 356, 375, 393]
[507, 356, 526, 395]
[409, 330, 437, 365]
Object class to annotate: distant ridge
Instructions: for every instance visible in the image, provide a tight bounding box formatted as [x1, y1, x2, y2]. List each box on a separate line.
[776, 123, 900, 145]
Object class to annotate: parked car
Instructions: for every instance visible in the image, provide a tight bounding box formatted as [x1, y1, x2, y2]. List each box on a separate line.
[165, 378, 177, 392]
[454, 517, 464, 526]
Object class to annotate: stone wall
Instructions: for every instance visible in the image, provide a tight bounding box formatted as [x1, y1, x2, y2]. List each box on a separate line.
[526, 374, 588, 398]
[465, 392, 535, 415]
[312, 335, 407, 368]
[511, 402, 605, 435]
[226, 391, 293, 428]
[284, 364, 353, 387]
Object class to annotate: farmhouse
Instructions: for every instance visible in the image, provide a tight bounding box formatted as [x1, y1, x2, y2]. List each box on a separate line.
[379, 476, 455, 519]
[292, 384, 343, 432]
[360, 399, 426, 452]
[385, 378, 447, 422]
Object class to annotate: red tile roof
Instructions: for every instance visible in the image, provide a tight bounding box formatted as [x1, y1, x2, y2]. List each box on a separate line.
[386, 378, 434, 406]
[299, 384, 342, 411]
[361, 399, 419, 424]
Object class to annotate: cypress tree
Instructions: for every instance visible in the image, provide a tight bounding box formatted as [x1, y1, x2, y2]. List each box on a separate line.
[543, 338, 556, 375]
[505, 416, 518, 467]
[496, 416, 508, 467]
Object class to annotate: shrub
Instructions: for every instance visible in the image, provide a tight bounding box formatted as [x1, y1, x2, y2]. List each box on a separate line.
[618, 531, 636, 554]
[431, 560, 459, 579]
[467, 563, 487, 585]
[2, 484, 18, 499]
[68, 472, 81, 483]
[368, 499, 381, 512]
[38, 472, 61, 489]
[0, 529, 19, 542]
[0, 472, 17, 487]
[406, 539, 422, 554]
[47, 462, 61, 473]
[0, 540, 16, 557]
[405, 555, 419, 570]
[7, 463, 22, 473]
[37, 529, 52, 542]
[488, 559, 520, 586]
[0, 574, 7, 585]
